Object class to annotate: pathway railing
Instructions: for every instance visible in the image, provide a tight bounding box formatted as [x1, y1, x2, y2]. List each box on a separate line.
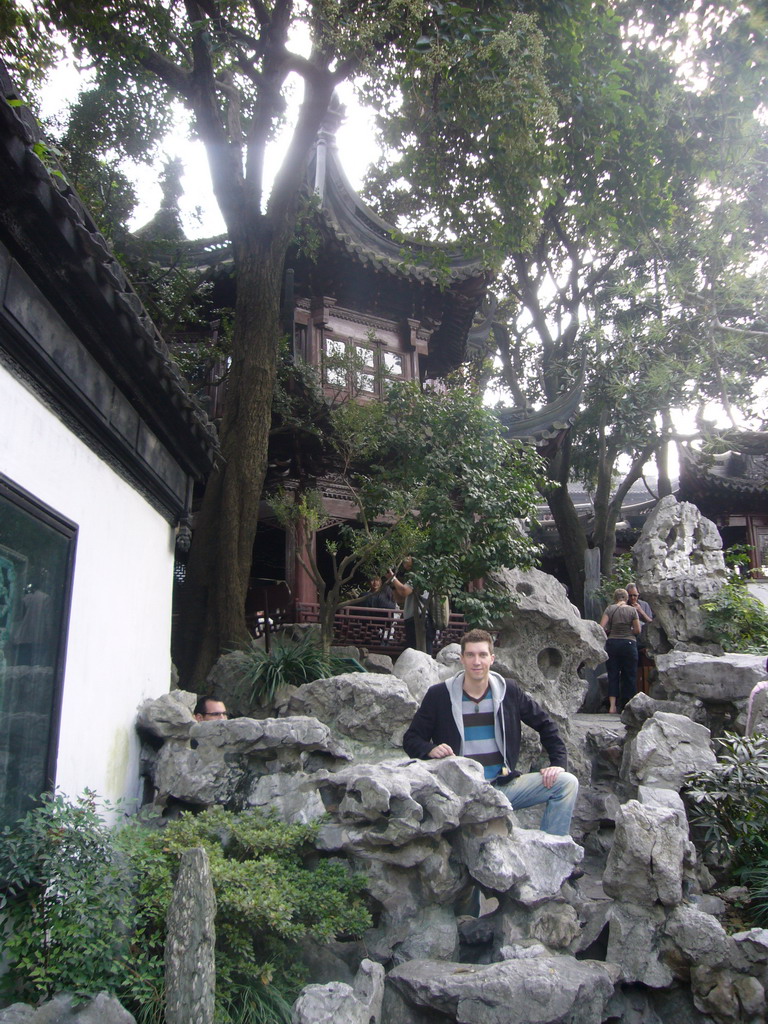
[293, 603, 468, 657]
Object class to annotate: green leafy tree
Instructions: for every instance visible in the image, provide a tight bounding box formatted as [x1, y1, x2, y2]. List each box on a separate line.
[360, 0, 768, 604]
[3, 0, 492, 685]
[273, 377, 544, 653]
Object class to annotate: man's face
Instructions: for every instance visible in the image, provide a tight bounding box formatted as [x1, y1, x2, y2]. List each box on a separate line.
[195, 700, 228, 721]
[627, 588, 639, 603]
[370, 577, 382, 592]
[460, 642, 495, 683]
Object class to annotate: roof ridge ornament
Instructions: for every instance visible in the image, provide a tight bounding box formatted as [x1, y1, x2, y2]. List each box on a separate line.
[314, 92, 346, 200]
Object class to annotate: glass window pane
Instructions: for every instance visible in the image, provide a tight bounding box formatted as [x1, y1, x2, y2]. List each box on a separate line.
[355, 346, 375, 370]
[324, 338, 347, 388]
[382, 351, 403, 375]
[0, 481, 76, 828]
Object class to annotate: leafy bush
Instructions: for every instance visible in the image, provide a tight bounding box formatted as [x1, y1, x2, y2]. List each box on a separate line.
[234, 631, 358, 706]
[594, 552, 635, 609]
[0, 791, 163, 1018]
[0, 796, 372, 1024]
[684, 732, 768, 872]
[701, 579, 768, 654]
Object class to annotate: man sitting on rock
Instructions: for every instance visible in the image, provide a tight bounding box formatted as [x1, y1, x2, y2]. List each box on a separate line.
[403, 628, 578, 835]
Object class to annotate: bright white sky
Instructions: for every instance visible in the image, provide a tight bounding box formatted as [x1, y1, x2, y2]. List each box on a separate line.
[39, 59, 380, 237]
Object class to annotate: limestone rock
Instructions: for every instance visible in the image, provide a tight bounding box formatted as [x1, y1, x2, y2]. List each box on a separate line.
[662, 904, 732, 979]
[604, 800, 694, 907]
[0, 995, 137, 1023]
[435, 644, 462, 681]
[284, 673, 417, 747]
[362, 653, 393, 674]
[136, 689, 195, 739]
[385, 956, 619, 1024]
[165, 847, 216, 1024]
[313, 757, 511, 851]
[489, 568, 606, 728]
[245, 771, 326, 823]
[638, 785, 689, 830]
[454, 825, 582, 905]
[391, 649, 440, 701]
[292, 958, 384, 1024]
[391, 905, 459, 964]
[633, 496, 727, 645]
[626, 712, 716, 789]
[496, 900, 582, 951]
[606, 902, 674, 988]
[657, 651, 767, 703]
[152, 716, 347, 807]
[690, 964, 765, 1023]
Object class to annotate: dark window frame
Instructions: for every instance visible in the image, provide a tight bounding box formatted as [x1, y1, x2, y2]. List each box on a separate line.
[0, 473, 77, 819]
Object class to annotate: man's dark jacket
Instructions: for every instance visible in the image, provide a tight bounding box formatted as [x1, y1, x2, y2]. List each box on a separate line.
[402, 672, 568, 777]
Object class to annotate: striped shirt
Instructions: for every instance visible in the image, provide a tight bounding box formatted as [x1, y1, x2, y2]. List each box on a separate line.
[462, 688, 503, 780]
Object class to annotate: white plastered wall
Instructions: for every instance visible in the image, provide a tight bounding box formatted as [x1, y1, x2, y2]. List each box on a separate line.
[1, 367, 176, 811]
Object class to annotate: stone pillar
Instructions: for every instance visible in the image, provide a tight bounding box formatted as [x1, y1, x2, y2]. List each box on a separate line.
[165, 846, 216, 1024]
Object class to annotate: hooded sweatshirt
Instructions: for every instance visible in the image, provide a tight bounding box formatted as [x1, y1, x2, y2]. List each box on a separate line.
[402, 671, 567, 778]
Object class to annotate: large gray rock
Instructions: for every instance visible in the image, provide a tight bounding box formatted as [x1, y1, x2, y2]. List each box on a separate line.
[284, 673, 418, 748]
[292, 959, 384, 1024]
[604, 800, 695, 908]
[165, 847, 216, 1024]
[313, 757, 511, 852]
[136, 689, 195, 739]
[637, 785, 689, 831]
[633, 496, 727, 645]
[384, 956, 619, 1024]
[625, 711, 716, 789]
[244, 771, 326, 823]
[662, 904, 732, 979]
[606, 902, 674, 988]
[0, 995, 136, 1023]
[453, 824, 582, 905]
[657, 650, 767, 703]
[490, 568, 606, 727]
[690, 964, 765, 1022]
[391, 649, 440, 701]
[152, 716, 347, 807]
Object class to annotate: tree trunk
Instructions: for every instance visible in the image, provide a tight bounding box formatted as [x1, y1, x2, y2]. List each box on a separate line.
[544, 436, 588, 610]
[176, 247, 284, 687]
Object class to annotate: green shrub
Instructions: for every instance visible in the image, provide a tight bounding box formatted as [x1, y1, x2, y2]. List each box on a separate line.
[684, 732, 768, 872]
[234, 631, 359, 706]
[0, 791, 164, 1017]
[0, 796, 372, 1024]
[701, 579, 768, 654]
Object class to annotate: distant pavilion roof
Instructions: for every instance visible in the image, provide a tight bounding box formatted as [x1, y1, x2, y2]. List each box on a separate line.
[679, 444, 768, 513]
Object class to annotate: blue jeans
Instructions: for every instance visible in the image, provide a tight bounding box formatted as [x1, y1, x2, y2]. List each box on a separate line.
[498, 770, 579, 836]
[605, 638, 638, 708]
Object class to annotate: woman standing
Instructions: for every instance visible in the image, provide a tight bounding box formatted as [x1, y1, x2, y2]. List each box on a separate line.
[600, 588, 641, 714]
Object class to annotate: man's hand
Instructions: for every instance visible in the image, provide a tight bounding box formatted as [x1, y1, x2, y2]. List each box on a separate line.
[428, 744, 454, 758]
[540, 765, 564, 788]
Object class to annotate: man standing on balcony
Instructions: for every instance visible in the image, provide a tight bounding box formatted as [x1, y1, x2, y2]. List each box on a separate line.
[403, 628, 578, 836]
[387, 556, 435, 653]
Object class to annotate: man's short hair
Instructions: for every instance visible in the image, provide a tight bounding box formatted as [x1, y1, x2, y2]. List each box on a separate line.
[626, 583, 639, 593]
[614, 588, 629, 602]
[194, 695, 219, 716]
[460, 628, 494, 653]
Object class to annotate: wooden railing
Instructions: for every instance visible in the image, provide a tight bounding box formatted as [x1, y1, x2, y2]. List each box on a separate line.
[293, 603, 468, 657]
